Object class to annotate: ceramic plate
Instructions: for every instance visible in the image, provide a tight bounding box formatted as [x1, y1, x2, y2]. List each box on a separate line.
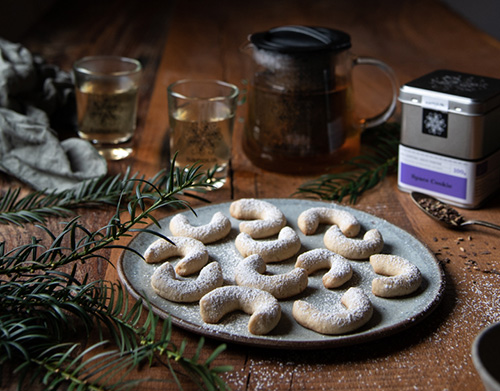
[117, 199, 445, 349]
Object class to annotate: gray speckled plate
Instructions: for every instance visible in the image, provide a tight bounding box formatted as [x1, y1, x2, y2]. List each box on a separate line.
[117, 199, 445, 349]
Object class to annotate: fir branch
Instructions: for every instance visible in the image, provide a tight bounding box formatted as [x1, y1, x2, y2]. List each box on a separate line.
[0, 162, 214, 276]
[0, 161, 231, 390]
[3, 280, 231, 390]
[0, 155, 220, 227]
[295, 122, 400, 203]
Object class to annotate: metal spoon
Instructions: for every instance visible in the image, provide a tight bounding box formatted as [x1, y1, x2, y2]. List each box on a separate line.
[410, 192, 500, 231]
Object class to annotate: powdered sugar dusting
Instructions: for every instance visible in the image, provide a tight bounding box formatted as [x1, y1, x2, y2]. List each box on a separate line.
[324, 226, 384, 259]
[293, 287, 373, 334]
[151, 261, 223, 302]
[169, 211, 231, 243]
[370, 254, 422, 297]
[234, 254, 308, 299]
[298, 207, 361, 237]
[200, 285, 281, 335]
[296, 248, 353, 288]
[230, 198, 287, 238]
[235, 226, 301, 262]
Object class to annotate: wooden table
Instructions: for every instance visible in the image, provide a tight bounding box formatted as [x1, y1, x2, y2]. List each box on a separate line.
[3, 0, 500, 389]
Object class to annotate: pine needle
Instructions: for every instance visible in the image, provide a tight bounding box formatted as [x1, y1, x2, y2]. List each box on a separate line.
[0, 159, 231, 390]
[295, 122, 400, 203]
[0, 155, 220, 227]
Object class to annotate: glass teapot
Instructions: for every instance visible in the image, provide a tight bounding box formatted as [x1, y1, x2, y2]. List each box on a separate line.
[241, 25, 398, 174]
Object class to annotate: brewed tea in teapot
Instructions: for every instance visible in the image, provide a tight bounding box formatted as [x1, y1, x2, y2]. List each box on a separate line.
[242, 25, 398, 174]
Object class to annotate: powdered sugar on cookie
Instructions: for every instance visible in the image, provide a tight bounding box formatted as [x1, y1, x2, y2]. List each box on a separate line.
[235, 254, 308, 299]
[230, 198, 286, 238]
[370, 254, 422, 297]
[295, 248, 353, 289]
[144, 236, 209, 276]
[200, 285, 282, 335]
[151, 261, 223, 302]
[298, 207, 360, 237]
[324, 226, 384, 259]
[169, 212, 231, 244]
[235, 226, 301, 263]
[292, 287, 373, 335]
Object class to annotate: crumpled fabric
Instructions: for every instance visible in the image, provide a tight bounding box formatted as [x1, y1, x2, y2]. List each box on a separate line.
[0, 108, 106, 191]
[0, 37, 107, 192]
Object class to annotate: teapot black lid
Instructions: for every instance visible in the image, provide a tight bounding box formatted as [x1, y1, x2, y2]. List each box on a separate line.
[250, 25, 351, 54]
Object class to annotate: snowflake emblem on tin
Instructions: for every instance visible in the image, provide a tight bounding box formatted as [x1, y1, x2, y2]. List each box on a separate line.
[423, 109, 447, 138]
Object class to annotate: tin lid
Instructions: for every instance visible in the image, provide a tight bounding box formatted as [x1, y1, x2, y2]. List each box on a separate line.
[250, 25, 351, 54]
[399, 69, 500, 115]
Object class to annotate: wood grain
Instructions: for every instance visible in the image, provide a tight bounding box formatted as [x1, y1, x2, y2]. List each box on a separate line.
[2, 0, 500, 389]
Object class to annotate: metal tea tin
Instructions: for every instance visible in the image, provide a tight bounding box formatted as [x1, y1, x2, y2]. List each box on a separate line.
[398, 69, 500, 208]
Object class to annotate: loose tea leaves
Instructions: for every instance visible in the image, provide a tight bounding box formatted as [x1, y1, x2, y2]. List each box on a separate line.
[417, 196, 465, 226]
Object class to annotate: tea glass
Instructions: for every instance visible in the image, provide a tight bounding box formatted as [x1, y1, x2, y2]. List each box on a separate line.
[73, 56, 142, 160]
[167, 80, 239, 189]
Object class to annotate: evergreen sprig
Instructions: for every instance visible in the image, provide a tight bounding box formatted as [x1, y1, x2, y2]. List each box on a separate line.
[295, 122, 400, 203]
[0, 156, 219, 227]
[0, 159, 231, 390]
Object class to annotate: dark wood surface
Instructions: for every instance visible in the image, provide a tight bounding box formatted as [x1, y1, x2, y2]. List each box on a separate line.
[2, 0, 500, 389]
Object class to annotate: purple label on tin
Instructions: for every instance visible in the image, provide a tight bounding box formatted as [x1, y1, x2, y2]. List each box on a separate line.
[400, 163, 467, 199]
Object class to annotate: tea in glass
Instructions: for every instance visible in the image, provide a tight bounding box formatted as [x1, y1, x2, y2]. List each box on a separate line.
[167, 80, 239, 189]
[73, 56, 142, 160]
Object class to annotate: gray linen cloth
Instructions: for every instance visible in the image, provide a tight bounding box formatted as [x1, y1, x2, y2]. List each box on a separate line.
[0, 37, 107, 192]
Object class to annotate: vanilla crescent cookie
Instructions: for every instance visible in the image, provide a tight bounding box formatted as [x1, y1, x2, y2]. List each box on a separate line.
[229, 198, 286, 239]
[323, 225, 384, 259]
[143, 236, 208, 276]
[169, 212, 231, 244]
[199, 286, 282, 335]
[298, 207, 360, 237]
[292, 287, 373, 335]
[234, 254, 308, 299]
[151, 261, 223, 302]
[235, 226, 301, 263]
[295, 248, 353, 289]
[370, 254, 422, 297]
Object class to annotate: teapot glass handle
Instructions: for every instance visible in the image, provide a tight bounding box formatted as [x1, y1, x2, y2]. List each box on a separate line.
[353, 56, 399, 130]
